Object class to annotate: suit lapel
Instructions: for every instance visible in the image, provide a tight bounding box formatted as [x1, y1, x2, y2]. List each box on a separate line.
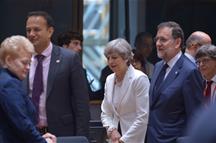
[107, 74, 120, 116]
[150, 61, 164, 106]
[47, 45, 61, 98]
[151, 55, 184, 107]
[107, 65, 133, 115]
[115, 65, 133, 112]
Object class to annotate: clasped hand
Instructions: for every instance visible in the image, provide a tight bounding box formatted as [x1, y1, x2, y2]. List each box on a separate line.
[42, 133, 57, 143]
[108, 129, 123, 143]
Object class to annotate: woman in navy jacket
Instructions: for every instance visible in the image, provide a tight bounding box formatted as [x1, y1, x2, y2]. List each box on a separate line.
[0, 35, 56, 143]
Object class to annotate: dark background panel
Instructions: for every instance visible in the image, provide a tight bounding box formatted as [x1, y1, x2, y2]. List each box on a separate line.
[0, 0, 82, 43]
[146, 0, 216, 44]
[146, 0, 216, 63]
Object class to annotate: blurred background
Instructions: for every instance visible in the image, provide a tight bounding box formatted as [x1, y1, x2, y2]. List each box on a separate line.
[0, 0, 216, 90]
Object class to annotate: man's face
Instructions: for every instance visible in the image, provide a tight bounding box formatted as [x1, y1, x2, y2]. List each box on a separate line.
[197, 56, 216, 80]
[26, 16, 53, 52]
[65, 39, 82, 53]
[155, 27, 180, 62]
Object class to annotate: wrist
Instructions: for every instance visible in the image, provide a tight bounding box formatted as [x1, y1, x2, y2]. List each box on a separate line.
[107, 127, 116, 133]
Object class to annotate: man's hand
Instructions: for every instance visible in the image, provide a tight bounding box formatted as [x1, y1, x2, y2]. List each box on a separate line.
[43, 132, 57, 143]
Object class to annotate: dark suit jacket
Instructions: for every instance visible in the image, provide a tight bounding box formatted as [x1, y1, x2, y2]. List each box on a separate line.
[147, 54, 203, 143]
[0, 68, 46, 143]
[25, 45, 90, 137]
[183, 103, 216, 143]
[90, 65, 113, 100]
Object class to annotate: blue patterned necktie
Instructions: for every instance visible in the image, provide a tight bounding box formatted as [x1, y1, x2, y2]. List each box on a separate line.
[32, 55, 45, 121]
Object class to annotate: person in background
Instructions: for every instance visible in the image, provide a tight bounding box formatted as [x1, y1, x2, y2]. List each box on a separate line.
[57, 31, 82, 53]
[0, 35, 56, 143]
[183, 100, 216, 143]
[195, 44, 216, 103]
[147, 21, 203, 143]
[180, 44, 216, 143]
[134, 32, 154, 78]
[185, 31, 212, 63]
[57, 31, 96, 99]
[131, 49, 146, 72]
[25, 11, 90, 138]
[101, 38, 150, 143]
[95, 65, 113, 100]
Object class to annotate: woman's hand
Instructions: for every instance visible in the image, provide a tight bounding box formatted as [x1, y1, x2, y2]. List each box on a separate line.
[42, 132, 57, 143]
[110, 129, 121, 143]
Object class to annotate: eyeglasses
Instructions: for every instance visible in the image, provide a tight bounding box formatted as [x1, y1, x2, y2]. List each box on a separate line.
[154, 37, 174, 43]
[196, 57, 213, 66]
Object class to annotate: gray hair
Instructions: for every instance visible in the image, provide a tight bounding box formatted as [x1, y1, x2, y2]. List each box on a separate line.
[195, 44, 216, 60]
[104, 38, 133, 64]
[0, 35, 35, 66]
[157, 21, 184, 49]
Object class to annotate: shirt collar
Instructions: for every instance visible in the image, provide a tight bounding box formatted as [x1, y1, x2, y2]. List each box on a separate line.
[166, 51, 182, 68]
[211, 74, 216, 83]
[184, 52, 195, 63]
[33, 42, 53, 58]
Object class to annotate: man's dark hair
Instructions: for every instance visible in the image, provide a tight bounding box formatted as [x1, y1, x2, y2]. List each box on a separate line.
[27, 11, 55, 28]
[134, 32, 153, 48]
[57, 31, 83, 47]
[157, 21, 184, 48]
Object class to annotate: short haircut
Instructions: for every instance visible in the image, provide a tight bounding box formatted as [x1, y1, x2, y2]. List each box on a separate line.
[157, 21, 184, 48]
[0, 35, 34, 66]
[185, 34, 203, 49]
[195, 44, 216, 60]
[57, 31, 83, 47]
[27, 11, 55, 28]
[134, 32, 153, 48]
[104, 38, 133, 64]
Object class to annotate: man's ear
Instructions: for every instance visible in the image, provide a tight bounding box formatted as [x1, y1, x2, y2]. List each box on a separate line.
[174, 38, 181, 49]
[48, 27, 54, 39]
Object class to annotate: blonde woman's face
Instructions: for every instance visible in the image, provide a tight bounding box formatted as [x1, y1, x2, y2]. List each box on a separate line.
[6, 49, 32, 80]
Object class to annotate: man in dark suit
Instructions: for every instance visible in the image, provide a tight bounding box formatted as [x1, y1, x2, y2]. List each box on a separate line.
[25, 11, 90, 137]
[180, 44, 216, 143]
[183, 102, 216, 143]
[146, 21, 203, 143]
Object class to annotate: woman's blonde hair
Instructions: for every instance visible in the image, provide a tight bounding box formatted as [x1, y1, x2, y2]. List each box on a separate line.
[0, 35, 35, 66]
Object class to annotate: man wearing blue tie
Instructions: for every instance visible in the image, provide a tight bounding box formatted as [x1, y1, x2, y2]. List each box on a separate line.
[146, 21, 203, 143]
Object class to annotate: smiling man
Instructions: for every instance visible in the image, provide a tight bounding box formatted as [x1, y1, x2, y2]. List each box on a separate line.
[24, 11, 90, 138]
[147, 21, 203, 143]
[195, 44, 216, 103]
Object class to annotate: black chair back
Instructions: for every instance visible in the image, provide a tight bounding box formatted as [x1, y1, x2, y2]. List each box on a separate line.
[57, 136, 89, 143]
